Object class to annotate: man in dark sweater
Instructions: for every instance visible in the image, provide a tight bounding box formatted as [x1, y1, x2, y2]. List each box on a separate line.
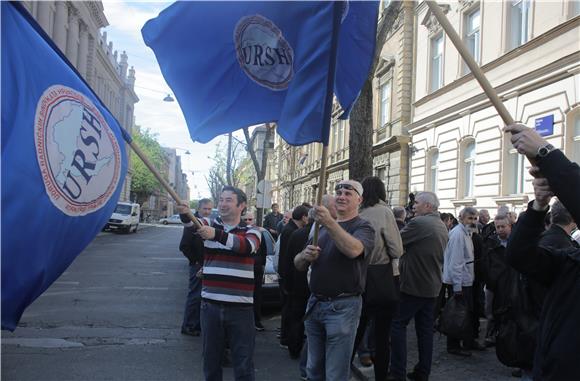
[179, 198, 213, 337]
[505, 123, 580, 381]
[278, 205, 310, 348]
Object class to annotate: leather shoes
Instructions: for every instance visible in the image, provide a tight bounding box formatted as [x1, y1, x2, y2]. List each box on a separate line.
[407, 370, 429, 381]
[447, 348, 472, 357]
[181, 328, 200, 337]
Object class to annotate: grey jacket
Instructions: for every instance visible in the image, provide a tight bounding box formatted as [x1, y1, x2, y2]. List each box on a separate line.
[442, 223, 475, 291]
[399, 212, 449, 298]
[359, 201, 403, 274]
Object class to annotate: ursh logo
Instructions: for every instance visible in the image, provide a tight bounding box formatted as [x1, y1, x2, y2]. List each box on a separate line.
[234, 14, 294, 90]
[34, 85, 122, 216]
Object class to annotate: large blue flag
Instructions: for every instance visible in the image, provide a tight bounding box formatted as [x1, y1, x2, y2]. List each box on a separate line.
[1, 2, 129, 330]
[335, 1, 379, 119]
[142, 1, 378, 145]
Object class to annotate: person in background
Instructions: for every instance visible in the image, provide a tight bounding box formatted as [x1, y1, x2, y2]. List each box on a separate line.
[264, 203, 283, 239]
[392, 206, 406, 231]
[278, 205, 310, 350]
[390, 191, 448, 381]
[242, 211, 271, 332]
[179, 198, 213, 337]
[276, 210, 292, 236]
[442, 206, 485, 356]
[440, 213, 454, 231]
[353, 176, 403, 381]
[477, 209, 490, 231]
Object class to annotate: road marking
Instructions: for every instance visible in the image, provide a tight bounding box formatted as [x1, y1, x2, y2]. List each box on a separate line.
[2, 338, 84, 348]
[54, 281, 80, 285]
[149, 257, 185, 261]
[122, 286, 169, 290]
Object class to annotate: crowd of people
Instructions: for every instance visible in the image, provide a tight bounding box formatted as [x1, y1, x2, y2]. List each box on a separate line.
[175, 123, 579, 381]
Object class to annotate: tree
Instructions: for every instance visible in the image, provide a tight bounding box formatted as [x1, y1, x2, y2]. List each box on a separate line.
[130, 127, 168, 205]
[205, 140, 245, 204]
[348, 3, 400, 181]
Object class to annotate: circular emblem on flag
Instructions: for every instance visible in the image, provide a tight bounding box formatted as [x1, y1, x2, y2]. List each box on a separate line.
[34, 85, 122, 216]
[234, 14, 294, 90]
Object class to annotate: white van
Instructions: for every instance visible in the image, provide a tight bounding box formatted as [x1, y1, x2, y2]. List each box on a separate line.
[106, 202, 140, 233]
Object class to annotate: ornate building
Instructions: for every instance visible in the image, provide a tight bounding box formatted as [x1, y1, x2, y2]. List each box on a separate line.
[22, 0, 139, 202]
[409, 0, 579, 214]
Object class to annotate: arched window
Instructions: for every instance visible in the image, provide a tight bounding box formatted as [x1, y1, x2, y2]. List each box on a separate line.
[462, 141, 476, 197]
[427, 149, 439, 193]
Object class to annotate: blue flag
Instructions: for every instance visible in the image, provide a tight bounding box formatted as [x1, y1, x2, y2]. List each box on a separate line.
[335, 1, 379, 119]
[142, 1, 377, 146]
[1, 2, 128, 330]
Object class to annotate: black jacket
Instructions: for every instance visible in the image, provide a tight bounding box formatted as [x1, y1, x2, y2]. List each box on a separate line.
[539, 224, 575, 251]
[286, 222, 313, 299]
[179, 225, 205, 266]
[278, 220, 299, 281]
[507, 150, 580, 381]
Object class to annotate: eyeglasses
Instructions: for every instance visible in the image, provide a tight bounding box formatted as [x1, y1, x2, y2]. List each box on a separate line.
[335, 183, 360, 195]
[243, 218, 253, 222]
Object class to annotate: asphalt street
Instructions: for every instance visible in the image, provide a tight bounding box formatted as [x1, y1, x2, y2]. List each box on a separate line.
[2, 224, 515, 381]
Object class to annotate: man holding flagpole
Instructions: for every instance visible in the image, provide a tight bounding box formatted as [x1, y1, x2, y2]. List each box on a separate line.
[295, 180, 375, 380]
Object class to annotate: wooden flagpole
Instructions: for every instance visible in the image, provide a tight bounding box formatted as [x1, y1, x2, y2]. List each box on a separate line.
[127, 139, 201, 229]
[312, 144, 329, 245]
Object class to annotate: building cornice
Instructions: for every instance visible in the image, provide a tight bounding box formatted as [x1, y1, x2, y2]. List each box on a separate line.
[408, 52, 580, 135]
[414, 16, 580, 109]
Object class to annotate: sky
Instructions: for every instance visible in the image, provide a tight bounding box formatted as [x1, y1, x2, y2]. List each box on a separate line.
[102, 1, 243, 200]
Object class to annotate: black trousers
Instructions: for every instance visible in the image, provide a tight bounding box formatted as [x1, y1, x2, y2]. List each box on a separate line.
[352, 301, 399, 381]
[286, 291, 310, 357]
[253, 266, 264, 324]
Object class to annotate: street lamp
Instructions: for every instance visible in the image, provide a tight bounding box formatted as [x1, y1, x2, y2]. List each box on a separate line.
[163, 94, 175, 102]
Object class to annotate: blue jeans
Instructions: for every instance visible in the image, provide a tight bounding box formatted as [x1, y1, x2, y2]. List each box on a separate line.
[201, 300, 255, 381]
[304, 295, 362, 381]
[182, 263, 202, 331]
[390, 293, 436, 378]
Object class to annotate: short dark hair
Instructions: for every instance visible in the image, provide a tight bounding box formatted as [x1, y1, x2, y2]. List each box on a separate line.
[292, 205, 309, 220]
[301, 202, 313, 209]
[221, 186, 247, 206]
[551, 200, 574, 226]
[361, 176, 386, 208]
[198, 198, 213, 207]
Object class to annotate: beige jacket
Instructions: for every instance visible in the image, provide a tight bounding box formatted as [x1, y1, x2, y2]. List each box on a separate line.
[359, 201, 403, 275]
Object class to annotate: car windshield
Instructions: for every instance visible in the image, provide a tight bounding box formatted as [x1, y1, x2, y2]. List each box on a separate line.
[114, 204, 132, 214]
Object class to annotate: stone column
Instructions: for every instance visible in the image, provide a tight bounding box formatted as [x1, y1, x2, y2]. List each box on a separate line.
[36, 1, 53, 35]
[53, 1, 68, 53]
[66, 9, 79, 68]
[77, 24, 89, 79]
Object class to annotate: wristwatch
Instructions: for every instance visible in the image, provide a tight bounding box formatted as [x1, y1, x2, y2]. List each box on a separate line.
[536, 143, 555, 159]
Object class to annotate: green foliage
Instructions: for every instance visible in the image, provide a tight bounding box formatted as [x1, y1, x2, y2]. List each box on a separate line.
[130, 127, 168, 204]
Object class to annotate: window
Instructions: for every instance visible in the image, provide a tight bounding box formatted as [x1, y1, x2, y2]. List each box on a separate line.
[337, 119, 345, 151]
[380, 80, 392, 128]
[430, 34, 444, 92]
[427, 149, 439, 193]
[376, 167, 386, 182]
[507, 148, 525, 194]
[464, 8, 480, 73]
[462, 141, 476, 197]
[509, 0, 530, 50]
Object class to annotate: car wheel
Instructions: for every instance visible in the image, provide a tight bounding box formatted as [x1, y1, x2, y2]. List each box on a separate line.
[125, 225, 132, 234]
[133, 224, 139, 233]
[163, 221, 168, 225]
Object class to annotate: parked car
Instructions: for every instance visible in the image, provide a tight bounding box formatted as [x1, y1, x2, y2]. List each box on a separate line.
[158, 214, 182, 225]
[104, 202, 140, 233]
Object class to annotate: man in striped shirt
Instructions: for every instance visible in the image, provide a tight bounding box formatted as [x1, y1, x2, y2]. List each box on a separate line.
[178, 186, 261, 381]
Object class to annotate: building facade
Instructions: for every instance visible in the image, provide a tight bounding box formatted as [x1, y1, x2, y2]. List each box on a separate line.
[269, 0, 579, 215]
[409, 0, 579, 215]
[22, 0, 139, 202]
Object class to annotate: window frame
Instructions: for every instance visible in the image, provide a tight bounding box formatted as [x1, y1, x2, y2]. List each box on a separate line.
[463, 7, 481, 74]
[429, 33, 444, 93]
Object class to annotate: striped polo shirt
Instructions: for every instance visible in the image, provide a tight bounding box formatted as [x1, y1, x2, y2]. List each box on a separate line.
[200, 218, 261, 305]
